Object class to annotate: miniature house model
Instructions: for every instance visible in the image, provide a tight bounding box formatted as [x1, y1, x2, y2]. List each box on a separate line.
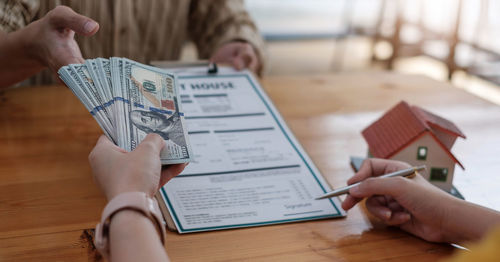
[362, 101, 466, 192]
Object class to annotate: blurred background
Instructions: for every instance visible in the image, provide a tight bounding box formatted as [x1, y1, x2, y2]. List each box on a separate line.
[182, 0, 500, 105]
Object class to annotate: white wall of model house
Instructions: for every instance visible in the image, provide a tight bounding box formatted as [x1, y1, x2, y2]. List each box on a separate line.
[388, 133, 456, 192]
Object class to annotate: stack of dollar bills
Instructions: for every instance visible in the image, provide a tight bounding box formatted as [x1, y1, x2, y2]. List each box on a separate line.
[58, 57, 192, 165]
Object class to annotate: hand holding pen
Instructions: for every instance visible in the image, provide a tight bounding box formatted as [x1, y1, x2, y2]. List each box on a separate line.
[316, 165, 425, 200]
[334, 158, 485, 244]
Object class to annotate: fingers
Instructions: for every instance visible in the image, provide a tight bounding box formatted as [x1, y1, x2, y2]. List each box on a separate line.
[247, 55, 259, 73]
[347, 158, 411, 185]
[233, 43, 258, 71]
[366, 196, 411, 225]
[349, 176, 408, 199]
[344, 158, 396, 210]
[342, 188, 403, 212]
[134, 133, 165, 155]
[235, 52, 257, 72]
[48, 6, 99, 35]
[343, 187, 412, 226]
[232, 56, 245, 70]
[159, 163, 188, 187]
[385, 212, 411, 225]
[347, 159, 372, 185]
[88, 135, 124, 162]
[210, 41, 261, 73]
[341, 195, 363, 211]
[96, 134, 114, 147]
[89, 135, 114, 160]
[366, 196, 392, 220]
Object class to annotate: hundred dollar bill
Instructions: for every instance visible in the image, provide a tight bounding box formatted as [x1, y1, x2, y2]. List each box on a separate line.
[71, 64, 116, 141]
[110, 57, 128, 148]
[96, 58, 113, 100]
[114, 58, 192, 164]
[58, 64, 115, 142]
[85, 59, 113, 105]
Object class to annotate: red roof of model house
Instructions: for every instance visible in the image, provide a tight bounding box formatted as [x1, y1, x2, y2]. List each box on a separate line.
[362, 101, 465, 169]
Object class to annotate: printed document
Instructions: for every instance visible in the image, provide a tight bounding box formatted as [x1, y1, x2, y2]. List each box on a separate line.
[159, 67, 345, 233]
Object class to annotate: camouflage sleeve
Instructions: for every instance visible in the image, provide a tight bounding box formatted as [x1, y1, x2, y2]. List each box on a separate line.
[188, 0, 266, 70]
[0, 0, 39, 32]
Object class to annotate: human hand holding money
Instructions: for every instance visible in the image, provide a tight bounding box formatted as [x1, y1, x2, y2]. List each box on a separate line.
[0, 6, 99, 87]
[58, 57, 193, 165]
[89, 134, 187, 200]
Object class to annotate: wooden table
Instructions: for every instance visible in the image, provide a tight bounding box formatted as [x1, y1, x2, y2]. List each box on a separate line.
[1, 71, 499, 261]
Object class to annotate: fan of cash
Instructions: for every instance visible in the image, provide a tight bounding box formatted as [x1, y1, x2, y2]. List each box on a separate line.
[58, 57, 192, 165]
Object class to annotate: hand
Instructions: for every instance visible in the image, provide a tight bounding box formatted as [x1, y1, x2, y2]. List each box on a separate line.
[210, 41, 261, 74]
[88, 134, 187, 200]
[24, 6, 99, 72]
[342, 158, 459, 243]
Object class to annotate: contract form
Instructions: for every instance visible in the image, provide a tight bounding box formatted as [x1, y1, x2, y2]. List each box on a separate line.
[158, 67, 345, 233]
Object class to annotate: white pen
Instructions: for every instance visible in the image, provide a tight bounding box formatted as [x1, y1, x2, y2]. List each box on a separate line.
[315, 165, 426, 200]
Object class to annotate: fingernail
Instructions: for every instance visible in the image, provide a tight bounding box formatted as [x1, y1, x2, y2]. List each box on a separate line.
[84, 21, 97, 33]
[350, 186, 360, 194]
[384, 210, 391, 220]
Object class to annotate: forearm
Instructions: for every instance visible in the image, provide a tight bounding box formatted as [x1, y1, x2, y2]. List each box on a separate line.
[109, 210, 169, 262]
[0, 28, 44, 87]
[444, 198, 500, 244]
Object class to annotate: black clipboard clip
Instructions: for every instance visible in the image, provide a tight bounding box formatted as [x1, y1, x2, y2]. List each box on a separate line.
[207, 62, 218, 74]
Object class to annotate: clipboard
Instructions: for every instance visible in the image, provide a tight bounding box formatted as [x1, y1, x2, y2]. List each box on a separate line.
[151, 62, 345, 233]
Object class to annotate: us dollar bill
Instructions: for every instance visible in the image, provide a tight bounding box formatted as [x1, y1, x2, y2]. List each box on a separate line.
[96, 58, 113, 100]
[59, 58, 192, 165]
[71, 64, 116, 141]
[58, 64, 115, 142]
[114, 58, 192, 164]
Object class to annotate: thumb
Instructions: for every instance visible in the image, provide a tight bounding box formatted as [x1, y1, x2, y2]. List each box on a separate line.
[89, 135, 117, 162]
[134, 133, 165, 156]
[349, 176, 408, 199]
[48, 6, 99, 35]
[159, 163, 187, 188]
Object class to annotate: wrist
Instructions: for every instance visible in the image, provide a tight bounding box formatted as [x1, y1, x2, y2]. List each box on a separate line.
[95, 192, 166, 259]
[7, 23, 46, 69]
[21, 21, 46, 68]
[108, 204, 169, 261]
[439, 197, 464, 243]
[110, 209, 160, 237]
[440, 197, 488, 244]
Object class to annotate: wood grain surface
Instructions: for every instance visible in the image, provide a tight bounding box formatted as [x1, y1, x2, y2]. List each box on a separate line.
[1, 71, 498, 261]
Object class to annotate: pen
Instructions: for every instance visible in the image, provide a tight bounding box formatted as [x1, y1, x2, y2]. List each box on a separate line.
[315, 165, 426, 200]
